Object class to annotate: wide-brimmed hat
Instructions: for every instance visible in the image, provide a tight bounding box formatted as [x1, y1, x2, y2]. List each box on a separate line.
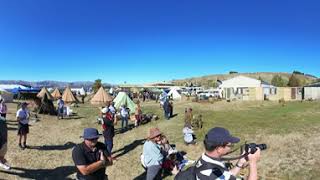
[205, 127, 240, 145]
[148, 128, 162, 139]
[81, 128, 102, 140]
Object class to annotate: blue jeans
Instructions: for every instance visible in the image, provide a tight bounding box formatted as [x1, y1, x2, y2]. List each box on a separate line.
[146, 165, 162, 180]
[121, 116, 128, 130]
[105, 139, 113, 155]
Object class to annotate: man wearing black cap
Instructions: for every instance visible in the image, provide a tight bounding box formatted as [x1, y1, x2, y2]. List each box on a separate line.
[72, 128, 113, 180]
[195, 127, 260, 180]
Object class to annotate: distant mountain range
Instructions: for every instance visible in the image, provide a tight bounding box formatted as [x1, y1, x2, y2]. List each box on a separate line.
[0, 80, 112, 89]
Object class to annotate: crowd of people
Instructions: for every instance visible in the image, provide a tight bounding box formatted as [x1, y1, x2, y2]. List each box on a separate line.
[0, 95, 263, 180]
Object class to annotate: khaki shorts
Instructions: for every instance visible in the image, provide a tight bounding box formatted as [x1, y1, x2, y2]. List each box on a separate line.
[0, 143, 7, 157]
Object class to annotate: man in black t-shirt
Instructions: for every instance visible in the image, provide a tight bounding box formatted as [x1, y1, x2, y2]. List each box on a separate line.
[72, 128, 113, 180]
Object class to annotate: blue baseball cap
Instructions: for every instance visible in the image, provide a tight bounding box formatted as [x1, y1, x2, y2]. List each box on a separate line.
[81, 128, 101, 140]
[205, 127, 240, 145]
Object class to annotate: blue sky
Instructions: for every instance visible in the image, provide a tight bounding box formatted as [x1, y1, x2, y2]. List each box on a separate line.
[0, 0, 319, 84]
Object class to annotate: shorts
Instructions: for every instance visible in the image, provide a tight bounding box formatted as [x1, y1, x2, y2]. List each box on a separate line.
[0, 143, 7, 157]
[17, 123, 29, 135]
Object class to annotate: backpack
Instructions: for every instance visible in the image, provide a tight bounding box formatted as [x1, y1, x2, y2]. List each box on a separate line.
[175, 158, 227, 180]
[174, 165, 197, 180]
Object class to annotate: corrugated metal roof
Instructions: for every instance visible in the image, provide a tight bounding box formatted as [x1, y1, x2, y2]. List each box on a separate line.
[304, 82, 320, 87]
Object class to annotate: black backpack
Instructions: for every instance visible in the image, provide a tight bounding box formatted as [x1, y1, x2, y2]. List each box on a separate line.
[174, 159, 226, 180]
[174, 165, 197, 180]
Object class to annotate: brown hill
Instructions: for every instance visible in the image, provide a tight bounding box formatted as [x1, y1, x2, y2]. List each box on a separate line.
[172, 72, 317, 87]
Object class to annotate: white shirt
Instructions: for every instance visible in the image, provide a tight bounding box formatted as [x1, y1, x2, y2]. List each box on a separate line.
[120, 107, 129, 117]
[183, 127, 194, 143]
[108, 105, 116, 114]
[16, 108, 29, 125]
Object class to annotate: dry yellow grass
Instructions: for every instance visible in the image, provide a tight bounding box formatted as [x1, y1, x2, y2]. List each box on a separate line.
[0, 100, 319, 180]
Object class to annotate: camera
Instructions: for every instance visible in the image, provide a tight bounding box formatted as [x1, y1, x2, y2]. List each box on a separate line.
[244, 143, 267, 154]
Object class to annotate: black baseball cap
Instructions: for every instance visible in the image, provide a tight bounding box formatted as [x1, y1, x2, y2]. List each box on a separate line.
[205, 127, 240, 145]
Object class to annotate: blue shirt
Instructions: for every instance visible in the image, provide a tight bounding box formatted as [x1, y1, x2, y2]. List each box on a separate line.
[143, 140, 163, 167]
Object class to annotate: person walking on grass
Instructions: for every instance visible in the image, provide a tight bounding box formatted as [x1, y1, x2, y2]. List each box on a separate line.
[72, 128, 113, 180]
[135, 103, 142, 127]
[0, 116, 10, 170]
[120, 104, 129, 132]
[57, 97, 65, 119]
[16, 102, 30, 150]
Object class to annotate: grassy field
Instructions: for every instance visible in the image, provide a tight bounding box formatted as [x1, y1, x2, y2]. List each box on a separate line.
[0, 100, 320, 180]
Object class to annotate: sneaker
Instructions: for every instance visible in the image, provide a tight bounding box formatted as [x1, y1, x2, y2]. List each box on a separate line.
[0, 162, 10, 170]
[19, 143, 23, 149]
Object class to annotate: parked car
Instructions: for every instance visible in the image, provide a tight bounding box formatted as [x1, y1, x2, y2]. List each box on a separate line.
[197, 90, 220, 98]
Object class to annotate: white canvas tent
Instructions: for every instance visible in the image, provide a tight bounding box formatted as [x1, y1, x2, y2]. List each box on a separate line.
[167, 88, 182, 100]
[0, 88, 13, 103]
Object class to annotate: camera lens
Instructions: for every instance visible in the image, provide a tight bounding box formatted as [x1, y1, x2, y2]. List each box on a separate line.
[257, 144, 267, 150]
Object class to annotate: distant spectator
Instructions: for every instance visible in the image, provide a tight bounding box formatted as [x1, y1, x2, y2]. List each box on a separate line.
[57, 97, 65, 119]
[163, 99, 170, 120]
[120, 105, 129, 131]
[0, 99, 7, 119]
[108, 102, 117, 122]
[184, 108, 193, 125]
[135, 104, 142, 127]
[182, 123, 196, 145]
[168, 101, 173, 118]
[16, 102, 30, 150]
[72, 128, 112, 180]
[0, 116, 10, 170]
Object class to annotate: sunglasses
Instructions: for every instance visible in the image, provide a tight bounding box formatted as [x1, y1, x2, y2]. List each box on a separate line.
[88, 138, 99, 142]
[224, 144, 234, 148]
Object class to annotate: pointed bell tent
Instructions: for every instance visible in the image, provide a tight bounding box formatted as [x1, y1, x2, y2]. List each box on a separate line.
[90, 86, 113, 105]
[62, 87, 77, 103]
[37, 87, 54, 100]
[113, 92, 136, 113]
[51, 88, 62, 99]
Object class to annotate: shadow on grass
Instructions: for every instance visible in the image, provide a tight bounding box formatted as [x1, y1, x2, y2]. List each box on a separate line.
[5, 122, 18, 126]
[0, 166, 76, 180]
[112, 138, 146, 159]
[115, 124, 136, 134]
[133, 171, 147, 180]
[7, 127, 18, 131]
[27, 142, 76, 151]
[133, 169, 172, 180]
[170, 113, 178, 118]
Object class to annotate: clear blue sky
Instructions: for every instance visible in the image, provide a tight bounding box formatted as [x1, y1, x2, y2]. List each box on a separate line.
[0, 0, 319, 84]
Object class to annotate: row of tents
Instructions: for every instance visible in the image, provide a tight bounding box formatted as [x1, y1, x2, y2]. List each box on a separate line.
[38, 86, 137, 112]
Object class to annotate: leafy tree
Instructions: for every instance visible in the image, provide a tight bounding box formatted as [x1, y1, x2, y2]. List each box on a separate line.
[293, 70, 304, 75]
[288, 74, 301, 87]
[92, 79, 102, 93]
[271, 75, 287, 87]
[258, 76, 264, 82]
[229, 71, 238, 74]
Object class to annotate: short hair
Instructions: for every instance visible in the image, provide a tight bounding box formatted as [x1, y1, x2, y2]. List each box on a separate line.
[203, 136, 227, 152]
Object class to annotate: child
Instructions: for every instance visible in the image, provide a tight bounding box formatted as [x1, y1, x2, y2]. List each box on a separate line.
[182, 122, 196, 145]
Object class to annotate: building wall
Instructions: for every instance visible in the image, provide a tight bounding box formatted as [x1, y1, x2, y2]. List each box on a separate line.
[268, 87, 302, 101]
[304, 87, 320, 100]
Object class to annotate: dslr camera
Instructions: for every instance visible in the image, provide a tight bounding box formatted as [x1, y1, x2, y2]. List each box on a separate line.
[244, 143, 267, 154]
